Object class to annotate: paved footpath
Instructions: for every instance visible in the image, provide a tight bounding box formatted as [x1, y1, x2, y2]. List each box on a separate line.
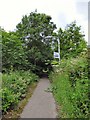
[20, 78, 57, 118]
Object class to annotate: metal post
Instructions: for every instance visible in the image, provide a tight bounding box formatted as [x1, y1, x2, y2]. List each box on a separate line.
[57, 38, 60, 64]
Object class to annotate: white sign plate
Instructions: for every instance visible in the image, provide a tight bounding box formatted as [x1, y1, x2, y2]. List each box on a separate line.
[54, 52, 60, 58]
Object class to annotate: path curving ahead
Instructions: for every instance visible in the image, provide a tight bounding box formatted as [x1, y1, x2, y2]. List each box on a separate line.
[20, 78, 57, 118]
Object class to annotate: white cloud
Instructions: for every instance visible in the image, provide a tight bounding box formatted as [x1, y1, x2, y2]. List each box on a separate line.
[0, 0, 88, 42]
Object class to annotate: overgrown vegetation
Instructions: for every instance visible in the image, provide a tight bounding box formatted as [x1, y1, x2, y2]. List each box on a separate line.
[1, 11, 57, 115]
[1, 10, 88, 118]
[1, 71, 38, 113]
[49, 51, 89, 118]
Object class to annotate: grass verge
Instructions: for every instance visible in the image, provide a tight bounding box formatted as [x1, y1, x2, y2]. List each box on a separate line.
[49, 53, 89, 118]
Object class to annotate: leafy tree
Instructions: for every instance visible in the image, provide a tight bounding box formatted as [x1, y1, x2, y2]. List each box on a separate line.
[2, 29, 28, 72]
[16, 11, 57, 76]
[58, 21, 87, 59]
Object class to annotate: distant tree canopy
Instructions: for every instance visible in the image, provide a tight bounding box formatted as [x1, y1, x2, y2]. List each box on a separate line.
[2, 12, 87, 76]
[57, 21, 87, 58]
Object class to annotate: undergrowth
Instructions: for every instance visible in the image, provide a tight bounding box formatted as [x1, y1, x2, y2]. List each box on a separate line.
[1, 70, 39, 113]
[49, 52, 89, 118]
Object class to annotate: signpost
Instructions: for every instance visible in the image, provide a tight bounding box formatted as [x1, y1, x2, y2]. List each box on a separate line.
[54, 38, 60, 64]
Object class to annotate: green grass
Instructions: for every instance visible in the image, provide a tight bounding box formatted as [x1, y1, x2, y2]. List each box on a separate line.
[49, 53, 89, 118]
[50, 71, 75, 118]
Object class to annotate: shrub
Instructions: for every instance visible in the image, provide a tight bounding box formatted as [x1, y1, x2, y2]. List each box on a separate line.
[2, 70, 38, 113]
[49, 53, 89, 118]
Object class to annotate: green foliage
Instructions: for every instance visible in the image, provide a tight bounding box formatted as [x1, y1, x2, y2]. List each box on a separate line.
[49, 52, 89, 118]
[57, 21, 87, 59]
[1, 71, 38, 113]
[1, 11, 88, 117]
[2, 29, 28, 72]
[16, 11, 56, 76]
[2, 14, 87, 76]
[51, 60, 59, 65]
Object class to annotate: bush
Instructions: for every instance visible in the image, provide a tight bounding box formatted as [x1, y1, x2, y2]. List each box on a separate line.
[1, 70, 39, 113]
[49, 53, 89, 118]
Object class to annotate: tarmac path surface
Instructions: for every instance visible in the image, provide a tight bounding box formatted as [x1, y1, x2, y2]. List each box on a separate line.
[20, 78, 57, 118]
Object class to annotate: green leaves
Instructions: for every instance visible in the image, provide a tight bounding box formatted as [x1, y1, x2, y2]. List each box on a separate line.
[58, 21, 87, 59]
[15, 11, 56, 76]
[2, 71, 38, 113]
[2, 30, 28, 71]
[49, 53, 89, 118]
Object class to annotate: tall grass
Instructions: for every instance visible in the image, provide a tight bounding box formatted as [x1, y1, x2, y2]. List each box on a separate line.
[49, 52, 89, 118]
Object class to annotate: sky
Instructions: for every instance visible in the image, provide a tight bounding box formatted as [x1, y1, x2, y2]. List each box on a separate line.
[0, 0, 89, 43]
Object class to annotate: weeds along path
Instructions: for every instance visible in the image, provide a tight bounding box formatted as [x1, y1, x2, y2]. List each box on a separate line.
[20, 78, 57, 118]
